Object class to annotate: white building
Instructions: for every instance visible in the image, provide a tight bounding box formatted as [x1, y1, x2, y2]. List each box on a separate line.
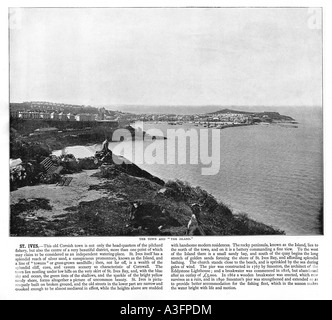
[51, 112, 60, 120]
[40, 112, 51, 120]
[58, 112, 67, 121]
[67, 113, 76, 121]
[75, 114, 95, 122]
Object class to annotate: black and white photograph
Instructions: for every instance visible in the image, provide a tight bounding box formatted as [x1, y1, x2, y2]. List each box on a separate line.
[9, 7, 323, 237]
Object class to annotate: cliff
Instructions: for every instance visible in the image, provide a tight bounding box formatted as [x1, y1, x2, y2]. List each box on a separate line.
[10, 129, 285, 236]
[10, 164, 285, 237]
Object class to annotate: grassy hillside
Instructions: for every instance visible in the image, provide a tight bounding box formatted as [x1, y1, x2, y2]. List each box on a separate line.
[10, 166, 285, 236]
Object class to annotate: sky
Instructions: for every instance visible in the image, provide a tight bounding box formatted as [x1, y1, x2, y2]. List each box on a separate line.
[10, 8, 322, 108]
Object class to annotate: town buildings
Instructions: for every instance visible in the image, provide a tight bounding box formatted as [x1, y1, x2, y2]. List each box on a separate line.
[12, 110, 93, 121]
[9, 101, 129, 124]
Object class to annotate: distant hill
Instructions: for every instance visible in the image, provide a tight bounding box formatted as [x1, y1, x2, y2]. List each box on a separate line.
[208, 108, 295, 121]
[208, 108, 253, 115]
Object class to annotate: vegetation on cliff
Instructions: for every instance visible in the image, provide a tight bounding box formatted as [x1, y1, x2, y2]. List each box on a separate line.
[10, 166, 285, 236]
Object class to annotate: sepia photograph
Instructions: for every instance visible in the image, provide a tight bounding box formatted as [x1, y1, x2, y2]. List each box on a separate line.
[9, 7, 323, 237]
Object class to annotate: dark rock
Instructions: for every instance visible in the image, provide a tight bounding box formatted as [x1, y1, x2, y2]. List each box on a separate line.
[98, 154, 164, 186]
[119, 161, 164, 186]
[40, 173, 62, 184]
[61, 160, 80, 173]
[78, 157, 100, 170]
[129, 201, 181, 234]
[95, 150, 114, 164]
[99, 164, 120, 179]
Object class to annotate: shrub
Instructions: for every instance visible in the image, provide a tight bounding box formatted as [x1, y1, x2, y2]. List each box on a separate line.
[233, 213, 285, 235]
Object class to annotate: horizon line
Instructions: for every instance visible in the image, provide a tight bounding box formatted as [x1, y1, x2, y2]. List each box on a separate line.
[10, 101, 321, 109]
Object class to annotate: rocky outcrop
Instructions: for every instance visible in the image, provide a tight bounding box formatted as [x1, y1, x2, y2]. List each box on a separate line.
[98, 155, 165, 186]
[119, 162, 164, 186]
[77, 157, 100, 170]
[128, 201, 181, 234]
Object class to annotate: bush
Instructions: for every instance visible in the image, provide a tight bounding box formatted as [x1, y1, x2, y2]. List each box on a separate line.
[165, 180, 227, 209]
[165, 179, 234, 223]
[233, 213, 285, 235]
[10, 140, 51, 162]
[165, 180, 196, 201]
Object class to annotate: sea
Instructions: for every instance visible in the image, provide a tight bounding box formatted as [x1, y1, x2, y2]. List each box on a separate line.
[53, 107, 323, 235]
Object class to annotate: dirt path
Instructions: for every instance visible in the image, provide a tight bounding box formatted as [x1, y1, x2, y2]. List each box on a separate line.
[10, 170, 107, 221]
